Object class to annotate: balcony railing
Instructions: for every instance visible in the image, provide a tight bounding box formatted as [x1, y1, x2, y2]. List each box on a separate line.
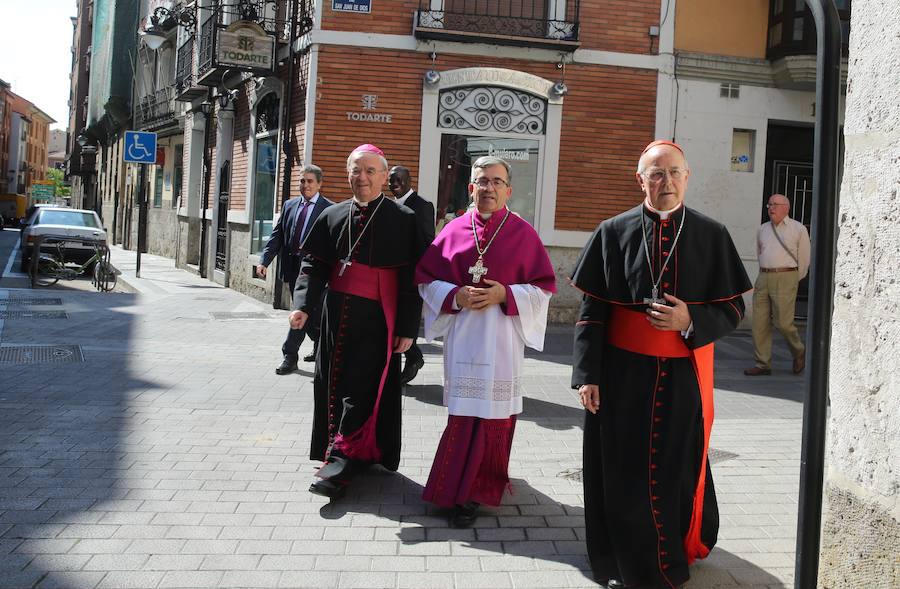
[194, 0, 311, 85]
[415, 0, 579, 50]
[136, 88, 179, 131]
[175, 37, 206, 101]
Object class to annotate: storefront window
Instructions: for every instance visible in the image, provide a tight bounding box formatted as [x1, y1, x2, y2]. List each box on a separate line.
[250, 93, 280, 254]
[437, 135, 541, 229]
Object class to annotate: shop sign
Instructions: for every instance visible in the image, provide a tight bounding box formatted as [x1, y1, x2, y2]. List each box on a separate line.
[333, 0, 371, 13]
[217, 21, 275, 72]
[346, 94, 393, 124]
[488, 145, 530, 161]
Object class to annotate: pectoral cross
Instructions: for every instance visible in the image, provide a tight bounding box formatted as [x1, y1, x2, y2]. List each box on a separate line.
[467, 257, 488, 284]
[643, 287, 666, 306]
[338, 257, 352, 277]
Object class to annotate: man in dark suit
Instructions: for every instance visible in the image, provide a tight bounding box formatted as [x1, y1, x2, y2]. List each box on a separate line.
[257, 164, 333, 374]
[389, 165, 436, 384]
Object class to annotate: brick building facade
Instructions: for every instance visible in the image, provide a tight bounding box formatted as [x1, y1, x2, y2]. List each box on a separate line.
[108, 1, 676, 320]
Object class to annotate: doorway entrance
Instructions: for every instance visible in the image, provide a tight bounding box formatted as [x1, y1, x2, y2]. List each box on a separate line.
[763, 123, 814, 315]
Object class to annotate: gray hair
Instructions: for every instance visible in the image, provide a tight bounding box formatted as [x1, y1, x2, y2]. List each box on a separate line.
[347, 150, 388, 172]
[300, 164, 323, 182]
[470, 156, 511, 183]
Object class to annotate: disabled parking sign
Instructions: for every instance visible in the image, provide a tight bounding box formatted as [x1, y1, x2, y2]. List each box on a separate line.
[123, 131, 158, 164]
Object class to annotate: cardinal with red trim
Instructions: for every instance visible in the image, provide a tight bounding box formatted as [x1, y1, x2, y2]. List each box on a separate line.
[570, 140, 752, 588]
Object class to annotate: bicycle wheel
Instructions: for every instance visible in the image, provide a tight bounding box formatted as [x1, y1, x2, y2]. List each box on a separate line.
[92, 260, 118, 292]
[34, 257, 61, 287]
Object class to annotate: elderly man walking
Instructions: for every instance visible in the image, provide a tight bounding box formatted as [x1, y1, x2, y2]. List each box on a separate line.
[744, 193, 811, 376]
[289, 144, 424, 499]
[571, 140, 751, 588]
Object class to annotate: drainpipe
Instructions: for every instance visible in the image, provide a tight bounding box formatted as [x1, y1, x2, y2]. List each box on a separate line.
[794, 1, 841, 588]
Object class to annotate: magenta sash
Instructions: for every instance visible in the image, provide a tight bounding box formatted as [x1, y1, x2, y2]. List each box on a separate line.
[326, 262, 398, 462]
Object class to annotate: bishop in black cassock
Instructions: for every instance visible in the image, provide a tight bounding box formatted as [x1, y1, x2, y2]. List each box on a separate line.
[571, 141, 751, 588]
[290, 145, 424, 499]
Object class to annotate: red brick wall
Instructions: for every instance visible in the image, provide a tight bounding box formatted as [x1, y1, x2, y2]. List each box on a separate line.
[311, 46, 656, 230]
[322, 0, 662, 54]
[230, 86, 252, 212]
[579, 1, 662, 55]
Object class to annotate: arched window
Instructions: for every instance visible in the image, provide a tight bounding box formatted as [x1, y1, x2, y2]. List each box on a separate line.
[436, 85, 547, 227]
[250, 92, 280, 253]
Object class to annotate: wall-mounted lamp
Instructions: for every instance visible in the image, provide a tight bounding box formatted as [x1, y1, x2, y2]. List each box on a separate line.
[140, 4, 197, 50]
[217, 89, 239, 108]
[198, 101, 213, 116]
[551, 55, 569, 98]
[550, 81, 568, 97]
[424, 51, 441, 87]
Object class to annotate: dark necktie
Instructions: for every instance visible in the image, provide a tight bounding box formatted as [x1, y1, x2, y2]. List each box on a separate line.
[292, 199, 312, 254]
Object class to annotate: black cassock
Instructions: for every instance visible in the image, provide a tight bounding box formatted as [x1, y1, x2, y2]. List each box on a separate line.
[571, 204, 751, 588]
[293, 195, 424, 477]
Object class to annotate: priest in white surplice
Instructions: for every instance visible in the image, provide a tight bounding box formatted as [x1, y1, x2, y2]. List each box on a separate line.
[414, 156, 557, 528]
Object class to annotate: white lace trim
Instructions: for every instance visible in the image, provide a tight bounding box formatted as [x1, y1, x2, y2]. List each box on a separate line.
[447, 376, 522, 401]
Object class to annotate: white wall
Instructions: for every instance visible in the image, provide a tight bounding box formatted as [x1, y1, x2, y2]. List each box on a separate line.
[675, 79, 817, 269]
[819, 0, 900, 584]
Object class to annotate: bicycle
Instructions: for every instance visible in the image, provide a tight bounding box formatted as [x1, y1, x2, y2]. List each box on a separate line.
[32, 237, 118, 292]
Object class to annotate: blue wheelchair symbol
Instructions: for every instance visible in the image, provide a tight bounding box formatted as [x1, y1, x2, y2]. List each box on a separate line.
[124, 131, 158, 164]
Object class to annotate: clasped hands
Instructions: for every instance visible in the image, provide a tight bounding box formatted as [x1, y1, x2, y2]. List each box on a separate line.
[646, 293, 691, 332]
[455, 278, 506, 310]
[288, 309, 412, 353]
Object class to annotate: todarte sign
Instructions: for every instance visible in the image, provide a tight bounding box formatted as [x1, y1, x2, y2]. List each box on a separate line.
[217, 21, 275, 72]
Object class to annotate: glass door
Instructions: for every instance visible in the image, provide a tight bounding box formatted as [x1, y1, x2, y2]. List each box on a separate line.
[437, 134, 542, 231]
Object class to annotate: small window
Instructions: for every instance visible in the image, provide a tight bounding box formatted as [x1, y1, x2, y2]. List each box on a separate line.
[720, 83, 740, 99]
[793, 17, 804, 41]
[731, 129, 756, 173]
[153, 166, 163, 207]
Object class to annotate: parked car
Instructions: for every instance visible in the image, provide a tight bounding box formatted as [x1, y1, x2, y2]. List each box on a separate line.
[20, 207, 107, 272]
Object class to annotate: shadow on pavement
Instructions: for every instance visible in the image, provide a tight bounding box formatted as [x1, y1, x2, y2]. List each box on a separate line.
[404, 384, 584, 431]
[0, 291, 155, 588]
[685, 548, 789, 587]
[320, 471, 593, 582]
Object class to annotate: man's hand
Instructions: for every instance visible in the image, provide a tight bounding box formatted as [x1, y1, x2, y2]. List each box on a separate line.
[256, 264, 267, 278]
[579, 384, 601, 414]
[393, 336, 413, 353]
[455, 279, 507, 310]
[646, 293, 691, 331]
[289, 310, 307, 330]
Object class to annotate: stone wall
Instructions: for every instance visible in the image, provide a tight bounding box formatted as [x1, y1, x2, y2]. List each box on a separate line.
[820, 1, 900, 586]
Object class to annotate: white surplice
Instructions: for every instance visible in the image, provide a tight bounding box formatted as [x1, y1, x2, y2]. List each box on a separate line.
[418, 281, 552, 419]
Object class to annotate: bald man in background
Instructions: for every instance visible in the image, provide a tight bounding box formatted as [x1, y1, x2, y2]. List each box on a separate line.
[744, 193, 810, 376]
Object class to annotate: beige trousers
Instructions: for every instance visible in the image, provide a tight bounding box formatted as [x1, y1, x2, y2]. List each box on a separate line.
[751, 270, 805, 369]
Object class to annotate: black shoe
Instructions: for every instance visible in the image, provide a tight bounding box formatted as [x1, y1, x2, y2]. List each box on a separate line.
[275, 357, 298, 375]
[451, 502, 479, 528]
[606, 581, 625, 589]
[303, 351, 316, 363]
[309, 478, 346, 499]
[400, 356, 425, 385]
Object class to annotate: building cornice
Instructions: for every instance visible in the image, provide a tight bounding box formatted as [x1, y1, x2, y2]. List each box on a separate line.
[296, 30, 665, 72]
[675, 51, 849, 90]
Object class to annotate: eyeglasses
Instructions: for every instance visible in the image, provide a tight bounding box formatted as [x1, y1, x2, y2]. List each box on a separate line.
[299, 178, 318, 184]
[642, 167, 687, 183]
[473, 177, 510, 189]
[766, 202, 789, 208]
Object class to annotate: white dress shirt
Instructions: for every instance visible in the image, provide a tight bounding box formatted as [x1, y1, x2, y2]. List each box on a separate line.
[757, 217, 811, 279]
[395, 189, 414, 208]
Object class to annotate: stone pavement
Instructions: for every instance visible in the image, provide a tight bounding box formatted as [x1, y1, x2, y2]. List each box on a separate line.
[0, 246, 806, 589]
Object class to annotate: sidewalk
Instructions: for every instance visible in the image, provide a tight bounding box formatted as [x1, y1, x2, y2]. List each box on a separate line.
[0, 246, 804, 589]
